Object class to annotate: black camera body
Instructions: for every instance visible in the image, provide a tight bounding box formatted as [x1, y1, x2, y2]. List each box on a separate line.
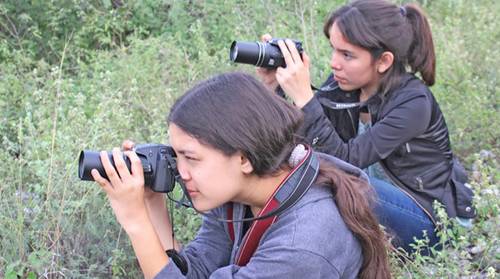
[230, 38, 303, 68]
[78, 143, 177, 193]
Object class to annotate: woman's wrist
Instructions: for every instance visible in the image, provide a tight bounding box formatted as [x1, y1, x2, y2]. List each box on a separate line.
[144, 191, 165, 204]
[293, 89, 314, 108]
[121, 207, 152, 234]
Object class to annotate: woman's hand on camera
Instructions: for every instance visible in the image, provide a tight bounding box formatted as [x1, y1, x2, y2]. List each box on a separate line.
[256, 34, 279, 92]
[119, 140, 176, 251]
[91, 147, 148, 232]
[276, 39, 314, 108]
[93, 145, 171, 277]
[121, 139, 162, 201]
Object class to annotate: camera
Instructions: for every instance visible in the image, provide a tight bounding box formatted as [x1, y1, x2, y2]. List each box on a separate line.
[229, 38, 303, 68]
[78, 143, 177, 193]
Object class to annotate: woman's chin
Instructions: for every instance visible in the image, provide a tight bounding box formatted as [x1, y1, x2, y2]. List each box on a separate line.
[337, 82, 355, 92]
[191, 200, 218, 213]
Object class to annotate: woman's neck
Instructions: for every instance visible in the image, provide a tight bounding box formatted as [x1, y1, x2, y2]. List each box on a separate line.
[236, 170, 290, 217]
[360, 75, 381, 102]
[360, 88, 377, 102]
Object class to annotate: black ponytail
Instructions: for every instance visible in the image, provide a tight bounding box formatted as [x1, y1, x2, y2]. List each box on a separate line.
[404, 4, 436, 86]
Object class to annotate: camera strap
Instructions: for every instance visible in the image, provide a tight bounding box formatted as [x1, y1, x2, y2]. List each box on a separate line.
[170, 146, 319, 266]
[311, 83, 367, 110]
[226, 146, 319, 266]
[276, 81, 365, 110]
[317, 96, 366, 110]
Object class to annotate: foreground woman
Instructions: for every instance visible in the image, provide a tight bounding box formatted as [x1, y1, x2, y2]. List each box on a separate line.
[92, 72, 390, 278]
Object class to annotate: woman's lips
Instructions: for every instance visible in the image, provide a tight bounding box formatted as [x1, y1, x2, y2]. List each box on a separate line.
[187, 189, 199, 196]
[334, 75, 348, 83]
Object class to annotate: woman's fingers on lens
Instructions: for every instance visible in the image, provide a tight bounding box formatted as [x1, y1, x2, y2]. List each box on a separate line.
[100, 150, 121, 185]
[285, 39, 302, 65]
[91, 169, 112, 191]
[277, 40, 294, 65]
[261, 33, 272, 42]
[91, 168, 103, 182]
[121, 139, 135, 151]
[126, 150, 144, 178]
[113, 147, 131, 180]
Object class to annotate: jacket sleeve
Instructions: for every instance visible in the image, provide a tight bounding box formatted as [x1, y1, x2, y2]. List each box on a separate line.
[154, 209, 233, 279]
[300, 92, 431, 169]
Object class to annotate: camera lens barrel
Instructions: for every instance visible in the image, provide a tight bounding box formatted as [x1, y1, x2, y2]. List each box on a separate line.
[78, 150, 131, 181]
[230, 41, 262, 66]
[230, 41, 284, 68]
[230, 39, 302, 69]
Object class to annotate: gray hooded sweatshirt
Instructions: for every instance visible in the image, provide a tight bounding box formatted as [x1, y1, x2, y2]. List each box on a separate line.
[154, 153, 366, 278]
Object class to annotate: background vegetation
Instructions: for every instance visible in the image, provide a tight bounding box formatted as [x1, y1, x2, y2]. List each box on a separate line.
[0, 0, 498, 278]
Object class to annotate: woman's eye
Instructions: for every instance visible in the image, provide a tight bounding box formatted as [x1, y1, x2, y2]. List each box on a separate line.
[343, 52, 353, 60]
[185, 155, 197, 161]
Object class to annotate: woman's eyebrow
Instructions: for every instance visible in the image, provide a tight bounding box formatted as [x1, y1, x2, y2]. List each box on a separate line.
[336, 47, 352, 53]
[176, 149, 196, 156]
[329, 43, 352, 53]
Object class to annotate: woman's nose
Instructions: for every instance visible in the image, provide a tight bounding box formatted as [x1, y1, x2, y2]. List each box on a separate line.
[330, 52, 341, 71]
[177, 164, 191, 181]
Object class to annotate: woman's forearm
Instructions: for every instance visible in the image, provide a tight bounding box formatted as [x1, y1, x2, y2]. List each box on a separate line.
[125, 212, 170, 279]
[145, 194, 180, 251]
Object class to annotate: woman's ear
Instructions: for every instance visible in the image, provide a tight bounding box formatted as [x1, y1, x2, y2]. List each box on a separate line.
[377, 51, 394, 74]
[240, 155, 254, 174]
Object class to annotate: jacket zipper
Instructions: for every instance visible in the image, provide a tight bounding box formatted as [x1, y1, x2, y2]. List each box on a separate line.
[347, 109, 357, 136]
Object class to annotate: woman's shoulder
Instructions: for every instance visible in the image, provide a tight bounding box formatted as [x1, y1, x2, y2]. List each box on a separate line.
[269, 185, 354, 240]
[392, 74, 433, 99]
[269, 185, 363, 274]
[381, 73, 434, 112]
[286, 185, 353, 235]
[278, 184, 356, 245]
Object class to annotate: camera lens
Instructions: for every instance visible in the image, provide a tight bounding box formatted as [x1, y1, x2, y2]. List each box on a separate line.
[230, 40, 294, 68]
[230, 41, 264, 66]
[229, 42, 238, 62]
[78, 150, 131, 181]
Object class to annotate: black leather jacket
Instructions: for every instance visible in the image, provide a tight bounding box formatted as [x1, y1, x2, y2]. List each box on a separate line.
[300, 73, 475, 222]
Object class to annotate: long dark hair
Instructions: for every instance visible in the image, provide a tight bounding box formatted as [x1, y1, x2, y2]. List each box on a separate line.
[168, 72, 302, 176]
[324, 0, 436, 96]
[316, 160, 391, 279]
[168, 72, 390, 278]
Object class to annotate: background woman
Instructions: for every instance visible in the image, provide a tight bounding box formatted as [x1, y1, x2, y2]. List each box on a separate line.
[91, 72, 390, 278]
[257, 0, 475, 254]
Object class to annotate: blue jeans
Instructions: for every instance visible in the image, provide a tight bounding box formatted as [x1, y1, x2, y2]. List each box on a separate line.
[369, 177, 439, 254]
